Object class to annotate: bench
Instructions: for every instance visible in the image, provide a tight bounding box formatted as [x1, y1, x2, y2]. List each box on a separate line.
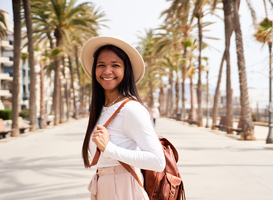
[215, 116, 227, 131]
[232, 117, 242, 135]
[18, 117, 30, 134]
[0, 118, 11, 139]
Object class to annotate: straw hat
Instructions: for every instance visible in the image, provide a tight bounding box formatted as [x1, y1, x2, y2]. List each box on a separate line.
[80, 36, 145, 84]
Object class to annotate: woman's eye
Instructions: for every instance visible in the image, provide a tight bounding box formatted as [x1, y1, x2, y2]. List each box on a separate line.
[113, 64, 119, 67]
[97, 64, 104, 68]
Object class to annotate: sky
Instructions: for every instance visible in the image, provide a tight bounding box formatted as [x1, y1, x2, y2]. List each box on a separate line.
[0, 0, 270, 105]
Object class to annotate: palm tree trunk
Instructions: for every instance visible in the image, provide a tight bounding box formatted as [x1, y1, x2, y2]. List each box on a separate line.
[39, 60, 45, 128]
[53, 31, 61, 126]
[170, 72, 174, 117]
[68, 56, 78, 119]
[23, 0, 36, 131]
[65, 79, 70, 122]
[175, 76, 179, 120]
[59, 76, 64, 123]
[266, 42, 273, 143]
[197, 14, 203, 127]
[75, 45, 83, 118]
[188, 74, 195, 123]
[181, 46, 187, 120]
[159, 79, 165, 116]
[263, 0, 268, 18]
[212, 51, 225, 130]
[11, 0, 21, 137]
[223, 0, 233, 134]
[47, 33, 55, 115]
[232, 0, 255, 140]
[148, 69, 154, 108]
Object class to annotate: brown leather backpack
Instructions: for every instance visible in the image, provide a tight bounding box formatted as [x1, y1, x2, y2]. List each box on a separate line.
[142, 136, 186, 200]
[90, 99, 186, 200]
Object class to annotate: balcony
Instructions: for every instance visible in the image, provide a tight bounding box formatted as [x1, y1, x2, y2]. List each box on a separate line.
[0, 56, 13, 65]
[0, 40, 13, 50]
[0, 73, 12, 81]
[0, 90, 12, 97]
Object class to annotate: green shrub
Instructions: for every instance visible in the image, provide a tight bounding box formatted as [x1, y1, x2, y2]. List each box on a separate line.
[0, 109, 12, 120]
[19, 109, 29, 119]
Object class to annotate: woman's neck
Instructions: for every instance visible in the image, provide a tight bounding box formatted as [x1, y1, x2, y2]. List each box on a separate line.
[104, 92, 122, 107]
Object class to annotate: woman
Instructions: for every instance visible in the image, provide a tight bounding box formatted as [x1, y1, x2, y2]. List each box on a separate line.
[80, 36, 165, 200]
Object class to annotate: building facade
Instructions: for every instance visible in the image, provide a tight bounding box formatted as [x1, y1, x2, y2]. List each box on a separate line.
[0, 10, 13, 109]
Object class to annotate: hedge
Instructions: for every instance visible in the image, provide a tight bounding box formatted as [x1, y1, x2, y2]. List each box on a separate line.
[19, 109, 29, 119]
[0, 109, 12, 120]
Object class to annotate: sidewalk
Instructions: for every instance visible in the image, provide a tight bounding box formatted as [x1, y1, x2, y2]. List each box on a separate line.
[0, 117, 272, 200]
[155, 118, 273, 200]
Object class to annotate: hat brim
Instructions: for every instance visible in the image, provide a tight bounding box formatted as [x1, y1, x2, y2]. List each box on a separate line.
[80, 36, 145, 84]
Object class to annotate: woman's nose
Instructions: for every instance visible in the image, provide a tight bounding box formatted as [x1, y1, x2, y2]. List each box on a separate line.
[103, 65, 112, 74]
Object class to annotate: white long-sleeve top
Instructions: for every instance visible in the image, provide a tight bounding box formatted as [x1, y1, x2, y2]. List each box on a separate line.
[89, 100, 166, 172]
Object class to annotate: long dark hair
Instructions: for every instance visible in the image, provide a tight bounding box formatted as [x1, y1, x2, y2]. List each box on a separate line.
[82, 45, 143, 167]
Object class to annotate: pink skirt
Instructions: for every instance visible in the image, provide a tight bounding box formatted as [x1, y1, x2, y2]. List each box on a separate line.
[88, 165, 149, 200]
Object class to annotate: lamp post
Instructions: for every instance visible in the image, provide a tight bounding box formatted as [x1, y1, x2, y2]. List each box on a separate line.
[266, 42, 273, 143]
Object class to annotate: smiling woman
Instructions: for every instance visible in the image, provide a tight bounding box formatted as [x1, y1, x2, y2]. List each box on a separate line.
[80, 36, 166, 200]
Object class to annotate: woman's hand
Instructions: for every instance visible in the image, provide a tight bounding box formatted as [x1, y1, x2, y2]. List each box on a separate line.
[92, 124, 110, 152]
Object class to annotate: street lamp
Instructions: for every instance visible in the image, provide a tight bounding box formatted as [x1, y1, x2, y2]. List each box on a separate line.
[266, 42, 273, 143]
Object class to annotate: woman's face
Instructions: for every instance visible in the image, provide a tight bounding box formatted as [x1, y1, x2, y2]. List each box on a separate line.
[95, 49, 125, 94]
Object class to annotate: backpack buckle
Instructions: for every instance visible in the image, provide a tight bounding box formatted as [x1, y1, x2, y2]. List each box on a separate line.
[170, 188, 175, 196]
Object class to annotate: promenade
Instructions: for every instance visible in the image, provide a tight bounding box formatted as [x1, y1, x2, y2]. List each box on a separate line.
[0, 117, 273, 200]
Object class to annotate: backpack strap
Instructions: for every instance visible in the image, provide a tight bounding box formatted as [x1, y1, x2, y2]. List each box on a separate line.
[89, 98, 144, 188]
[90, 99, 132, 167]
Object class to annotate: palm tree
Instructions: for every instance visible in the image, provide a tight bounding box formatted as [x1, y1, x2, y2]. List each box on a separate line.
[39, 58, 45, 128]
[23, 0, 36, 131]
[211, 0, 257, 131]
[0, 11, 7, 39]
[137, 29, 163, 108]
[232, 0, 255, 140]
[75, 46, 84, 118]
[211, 51, 225, 130]
[68, 55, 78, 119]
[185, 38, 198, 123]
[254, 15, 273, 143]
[187, 66, 196, 123]
[11, 0, 21, 137]
[223, 0, 233, 134]
[163, 0, 219, 126]
[156, 54, 176, 117]
[161, 3, 192, 120]
[31, 0, 104, 125]
[158, 78, 166, 115]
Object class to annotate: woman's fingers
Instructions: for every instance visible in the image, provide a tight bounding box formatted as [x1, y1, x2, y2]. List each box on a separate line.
[92, 124, 110, 152]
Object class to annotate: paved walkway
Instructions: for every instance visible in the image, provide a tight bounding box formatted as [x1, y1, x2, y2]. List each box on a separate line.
[0, 117, 273, 200]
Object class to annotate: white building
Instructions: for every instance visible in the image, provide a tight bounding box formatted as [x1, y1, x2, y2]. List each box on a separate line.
[0, 10, 13, 109]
